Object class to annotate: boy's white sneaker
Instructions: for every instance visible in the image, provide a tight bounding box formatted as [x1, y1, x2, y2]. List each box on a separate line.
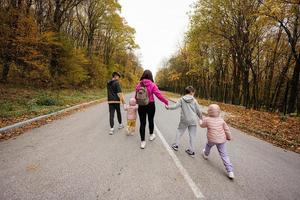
[202, 149, 208, 160]
[109, 128, 114, 135]
[118, 124, 124, 129]
[140, 141, 146, 149]
[149, 133, 156, 141]
[228, 172, 235, 179]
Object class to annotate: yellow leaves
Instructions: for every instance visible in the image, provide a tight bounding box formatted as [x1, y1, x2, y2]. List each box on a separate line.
[186, 68, 199, 76]
[258, 0, 295, 23]
[26, 164, 40, 172]
[168, 70, 182, 81]
[269, 5, 282, 16]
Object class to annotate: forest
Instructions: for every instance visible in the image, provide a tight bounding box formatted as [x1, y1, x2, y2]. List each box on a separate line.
[0, 0, 143, 89]
[156, 0, 300, 114]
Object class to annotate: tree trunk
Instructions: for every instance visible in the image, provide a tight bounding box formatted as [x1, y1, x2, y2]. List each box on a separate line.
[265, 29, 282, 107]
[287, 56, 300, 113]
[242, 67, 250, 107]
[297, 88, 300, 114]
[231, 51, 240, 105]
[87, 34, 94, 58]
[1, 61, 10, 82]
[53, 0, 63, 32]
[283, 81, 290, 115]
[270, 54, 292, 110]
[251, 69, 258, 109]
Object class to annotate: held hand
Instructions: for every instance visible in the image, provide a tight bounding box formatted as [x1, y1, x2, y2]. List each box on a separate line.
[226, 136, 232, 141]
[199, 119, 203, 125]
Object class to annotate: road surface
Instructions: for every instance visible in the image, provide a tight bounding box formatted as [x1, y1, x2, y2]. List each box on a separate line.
[0, 94, 300, 200]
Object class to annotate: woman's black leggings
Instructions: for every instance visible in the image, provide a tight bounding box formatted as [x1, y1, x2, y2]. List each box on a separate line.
[138, 102, 156, 141]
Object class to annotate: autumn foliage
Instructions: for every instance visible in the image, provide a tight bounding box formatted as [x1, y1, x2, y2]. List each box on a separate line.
[156, 0, 300, 115]
[0, 0, 143, 88]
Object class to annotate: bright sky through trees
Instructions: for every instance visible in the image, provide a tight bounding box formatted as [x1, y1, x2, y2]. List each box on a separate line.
[119, 0, 195, 76]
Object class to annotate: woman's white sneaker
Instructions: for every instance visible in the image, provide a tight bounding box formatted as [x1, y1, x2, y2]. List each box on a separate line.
[228, 172, 235, 179]
[140, 141, 146, 149]
[149, 133, 156, 141]
[109, 128, 114, 135]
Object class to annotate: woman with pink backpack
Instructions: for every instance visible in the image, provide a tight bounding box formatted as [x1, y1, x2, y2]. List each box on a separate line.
[135, 70, 169, 149]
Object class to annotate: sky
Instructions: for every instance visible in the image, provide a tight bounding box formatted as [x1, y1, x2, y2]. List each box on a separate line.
[118, 0, 195, 76]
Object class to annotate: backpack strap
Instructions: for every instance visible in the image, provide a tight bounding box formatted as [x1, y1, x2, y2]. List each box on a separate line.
[135, 81, 144, 98]
[140, 80, 145, 87]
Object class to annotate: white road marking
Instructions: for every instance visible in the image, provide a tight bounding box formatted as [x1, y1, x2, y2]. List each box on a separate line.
[155, 123, 205, 199]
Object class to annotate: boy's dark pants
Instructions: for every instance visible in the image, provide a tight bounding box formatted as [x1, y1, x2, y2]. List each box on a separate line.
[109, 103, 122, 128]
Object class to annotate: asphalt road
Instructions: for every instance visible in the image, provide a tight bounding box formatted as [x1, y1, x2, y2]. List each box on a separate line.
[0, 94, 300, 200]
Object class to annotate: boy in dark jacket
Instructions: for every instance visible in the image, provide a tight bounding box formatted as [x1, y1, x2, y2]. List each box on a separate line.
[107, 72, 125, 134]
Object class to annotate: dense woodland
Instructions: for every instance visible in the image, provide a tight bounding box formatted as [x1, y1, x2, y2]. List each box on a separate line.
[0, 0, 143, 89]
[156, 0, 300, 114]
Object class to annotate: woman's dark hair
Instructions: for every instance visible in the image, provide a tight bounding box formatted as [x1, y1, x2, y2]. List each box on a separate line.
[140, 70, 154, 82]
[185, 86, 195, 94]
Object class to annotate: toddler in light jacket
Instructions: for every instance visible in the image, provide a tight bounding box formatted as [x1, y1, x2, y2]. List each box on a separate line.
[124, 98, 138, 135]
[200, 104, 234, 179]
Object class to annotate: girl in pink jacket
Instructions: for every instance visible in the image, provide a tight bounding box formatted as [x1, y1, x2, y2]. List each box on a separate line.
[124, 98, 138, 135]
[200, 104, 234, 179]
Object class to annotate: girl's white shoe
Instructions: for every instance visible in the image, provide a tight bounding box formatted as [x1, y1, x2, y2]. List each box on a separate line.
[140, 141, 146, 149]
[149, 133, 156, 141]
[228, 172, 235, 179]
[202, 149, 208, 160]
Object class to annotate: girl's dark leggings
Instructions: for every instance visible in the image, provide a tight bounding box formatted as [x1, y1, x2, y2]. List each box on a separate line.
[138, 102, 156, 141]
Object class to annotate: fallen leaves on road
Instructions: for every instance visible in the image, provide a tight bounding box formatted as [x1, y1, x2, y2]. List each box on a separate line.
[26, 164, 40, 172]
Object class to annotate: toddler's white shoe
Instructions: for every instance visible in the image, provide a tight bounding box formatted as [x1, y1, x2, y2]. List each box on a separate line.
[149, 133, 156, 141]
[118, 124, 124, 129]
[109, 128, 114, 135]
[140, 141, 146, 149]
[202, 149, 208, 160]
[228, 172, 235, 179]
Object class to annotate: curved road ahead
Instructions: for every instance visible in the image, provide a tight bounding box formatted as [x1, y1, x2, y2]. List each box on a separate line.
[0, 94, 300, 200]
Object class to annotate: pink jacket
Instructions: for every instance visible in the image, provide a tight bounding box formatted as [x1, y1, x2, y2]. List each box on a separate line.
[124, 104, 138, 120]
[136, 79, 169, 105]
[200, 104, 231, 144]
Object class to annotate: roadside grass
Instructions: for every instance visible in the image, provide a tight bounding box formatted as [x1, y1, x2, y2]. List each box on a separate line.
[163, 91, 300, 154]
[0, 85, 107, 128]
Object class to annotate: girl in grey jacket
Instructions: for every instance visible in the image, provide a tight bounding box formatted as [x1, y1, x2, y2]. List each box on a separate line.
[166, 86, 202, 157]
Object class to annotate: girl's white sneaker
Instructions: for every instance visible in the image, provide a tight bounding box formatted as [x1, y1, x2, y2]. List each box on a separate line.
[140, 141, 146, 149]
[228, 172, 235, 179]
[202, 149, 208, 160]
[149, 134, 156, 141]
[109, 128, 114, 135]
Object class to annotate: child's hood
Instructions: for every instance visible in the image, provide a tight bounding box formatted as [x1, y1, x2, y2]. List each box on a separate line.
[182, 95, 194, 103]
[208, 104, 221, 117]
[129, 98, 136, 106]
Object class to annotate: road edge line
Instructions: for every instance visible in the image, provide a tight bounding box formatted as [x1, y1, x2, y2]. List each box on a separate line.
[0, 99, 105, 134]
[154, 123, 205, 199]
